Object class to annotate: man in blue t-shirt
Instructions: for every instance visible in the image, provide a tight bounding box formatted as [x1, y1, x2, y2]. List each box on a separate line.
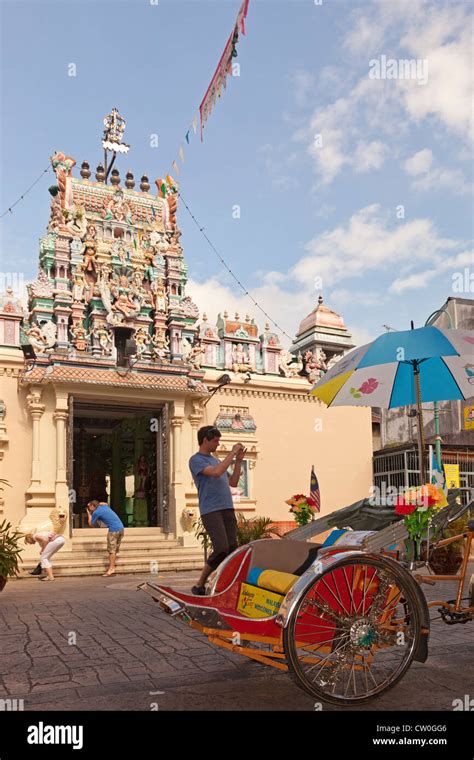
[189, 425, 246, 595]
[86, 499, 124, 577]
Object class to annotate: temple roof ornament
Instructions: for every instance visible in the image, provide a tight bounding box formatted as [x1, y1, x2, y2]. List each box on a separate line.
[291, 294, 354, 360]
[102, 108, 130, 154]
[0, 287, 23, 315]
[28, 269, 54, 298]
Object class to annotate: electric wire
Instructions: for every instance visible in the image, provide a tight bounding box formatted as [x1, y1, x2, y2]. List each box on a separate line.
[178, 192, 293, 342]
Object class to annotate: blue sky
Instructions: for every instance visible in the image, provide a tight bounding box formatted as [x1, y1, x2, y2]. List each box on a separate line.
[1, 0, 472, 347]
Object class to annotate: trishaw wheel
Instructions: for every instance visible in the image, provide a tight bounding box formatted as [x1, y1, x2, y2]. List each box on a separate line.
[469, 574, 474, 607]
[283, 555, 422, 705]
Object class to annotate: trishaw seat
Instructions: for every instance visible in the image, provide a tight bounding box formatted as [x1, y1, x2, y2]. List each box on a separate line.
[247, 538, 321, 577]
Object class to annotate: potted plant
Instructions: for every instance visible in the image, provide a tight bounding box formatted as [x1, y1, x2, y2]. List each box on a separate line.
[193, 513, 279, 557]
[0, 519, 23, 591]
[235, 513, 279, 545]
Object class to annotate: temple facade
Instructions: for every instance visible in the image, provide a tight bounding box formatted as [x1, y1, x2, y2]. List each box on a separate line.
[0, 111, 373, 575]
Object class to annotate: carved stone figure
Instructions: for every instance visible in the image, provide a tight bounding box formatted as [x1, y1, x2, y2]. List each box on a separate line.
[134, 328, 151, 358]
[187, 339, 204, 370]
[151, 330, 170, 362]
[279, 349, 303, 378]
[151, 278, 167, 313]
[39, 320, 57, 350]
[64, 205, 87, 237]
[72, 265, 86, 302]
[50, 152, 76, 209]
[232, 343, 250, 373]
[82, 241, 97, 273]
[25, 324, 48, 354]
[303, 348, 327, 383]
[93, 326, 114, 356]
[70, 323, 90, 351]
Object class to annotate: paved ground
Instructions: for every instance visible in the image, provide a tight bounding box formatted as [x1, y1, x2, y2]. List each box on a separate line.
[0, 568, 472, 712]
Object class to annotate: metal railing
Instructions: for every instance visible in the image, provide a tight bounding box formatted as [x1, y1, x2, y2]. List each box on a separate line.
[373, 447, 474, 505]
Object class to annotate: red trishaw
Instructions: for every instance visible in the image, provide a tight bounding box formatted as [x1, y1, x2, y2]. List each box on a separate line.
[139, 493, 474, 705]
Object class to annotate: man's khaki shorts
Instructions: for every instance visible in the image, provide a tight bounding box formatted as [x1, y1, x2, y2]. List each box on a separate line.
[107, 530, 124, 554]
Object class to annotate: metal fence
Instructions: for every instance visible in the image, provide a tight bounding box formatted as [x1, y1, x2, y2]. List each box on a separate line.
[373, 447, 474, 505]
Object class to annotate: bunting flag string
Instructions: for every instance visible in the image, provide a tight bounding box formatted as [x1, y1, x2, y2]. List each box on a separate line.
[199, 0, 249, 140]
[166, 0, 250, 182]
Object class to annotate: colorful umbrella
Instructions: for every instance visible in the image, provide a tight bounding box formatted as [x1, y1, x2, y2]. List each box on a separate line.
[310, 326, 474, 481]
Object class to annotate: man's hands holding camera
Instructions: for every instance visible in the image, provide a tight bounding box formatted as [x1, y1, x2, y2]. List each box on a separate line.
[232, 443, 247, 461]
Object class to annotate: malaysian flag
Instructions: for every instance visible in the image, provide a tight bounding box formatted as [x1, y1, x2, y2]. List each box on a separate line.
[310, 465, 321, 513]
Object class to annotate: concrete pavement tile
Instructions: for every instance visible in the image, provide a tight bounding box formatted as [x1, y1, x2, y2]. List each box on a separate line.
[0, 654, 31, 675]
[29, 656, 71, 679]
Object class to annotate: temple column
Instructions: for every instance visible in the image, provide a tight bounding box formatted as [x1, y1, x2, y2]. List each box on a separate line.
[26, 386, 45, 488]
[171, 416, 184, 486]
[188, 400, 204, 489]
[53, 396, 69, 509]
[169, 401, 185, 538]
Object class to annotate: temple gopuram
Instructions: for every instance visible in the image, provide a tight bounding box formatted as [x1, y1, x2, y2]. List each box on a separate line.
[0, 111, 372, 575]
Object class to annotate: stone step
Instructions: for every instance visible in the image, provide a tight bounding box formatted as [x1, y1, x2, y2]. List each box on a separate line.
[72, 528, 167, 538]
[18, 554, 203, 577]
[69, 539, 183, 553]
[70, 541, 175, 550]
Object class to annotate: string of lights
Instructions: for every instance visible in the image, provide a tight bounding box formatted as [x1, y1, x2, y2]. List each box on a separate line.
[0, 166, 51, 220]
[178, 192, 293, 343]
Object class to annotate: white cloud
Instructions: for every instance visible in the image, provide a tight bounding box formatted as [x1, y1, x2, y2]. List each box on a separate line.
[353, 140, 389, 172]
[404, 149, 433, 175]
[305, 1, 473, 185]
[292, 204, 458, 287]
[389, 249, 474, 293]
[404, 148, 471, 194]
[329, 288, 383, 307]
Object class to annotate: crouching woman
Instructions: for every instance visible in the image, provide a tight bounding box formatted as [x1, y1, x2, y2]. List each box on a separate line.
[25, 531, 65, 581]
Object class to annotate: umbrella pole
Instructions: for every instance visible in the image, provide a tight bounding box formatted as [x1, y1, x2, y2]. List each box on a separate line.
[413, 362, 427, 483]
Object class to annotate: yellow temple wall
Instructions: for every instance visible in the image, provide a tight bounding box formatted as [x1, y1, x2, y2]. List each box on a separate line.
[0, 352, 32, 528]
[192, 376, 373, 526]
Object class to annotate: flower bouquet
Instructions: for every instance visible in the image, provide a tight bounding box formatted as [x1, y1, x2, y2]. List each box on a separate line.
[395, 484, 447, 562]
[286, 494, 318, 527]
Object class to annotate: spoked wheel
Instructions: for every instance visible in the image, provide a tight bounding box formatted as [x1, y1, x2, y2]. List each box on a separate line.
[469, 574, 474, 608]
[283, 555, 423, 705]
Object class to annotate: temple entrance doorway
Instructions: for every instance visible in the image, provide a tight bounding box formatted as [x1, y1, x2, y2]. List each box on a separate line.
[70, 401, 169, 529]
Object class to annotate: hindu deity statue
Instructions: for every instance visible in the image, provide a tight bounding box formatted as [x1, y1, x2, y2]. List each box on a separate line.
[93, 325, 114, 356]
[134, 328, 151, 358]
[82, 240, 97, 273]
[303, 348, 327, 383]
[72, 265, 87, 302]
[151, 278, 167, 313]
[50, 152, 76, 209]
[279, 349, 303, 378]
[187, 339, 204, 370]
[70, 323, 90, 351]
[25, 324, 48, 354]
[232, 343, 250, 373]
